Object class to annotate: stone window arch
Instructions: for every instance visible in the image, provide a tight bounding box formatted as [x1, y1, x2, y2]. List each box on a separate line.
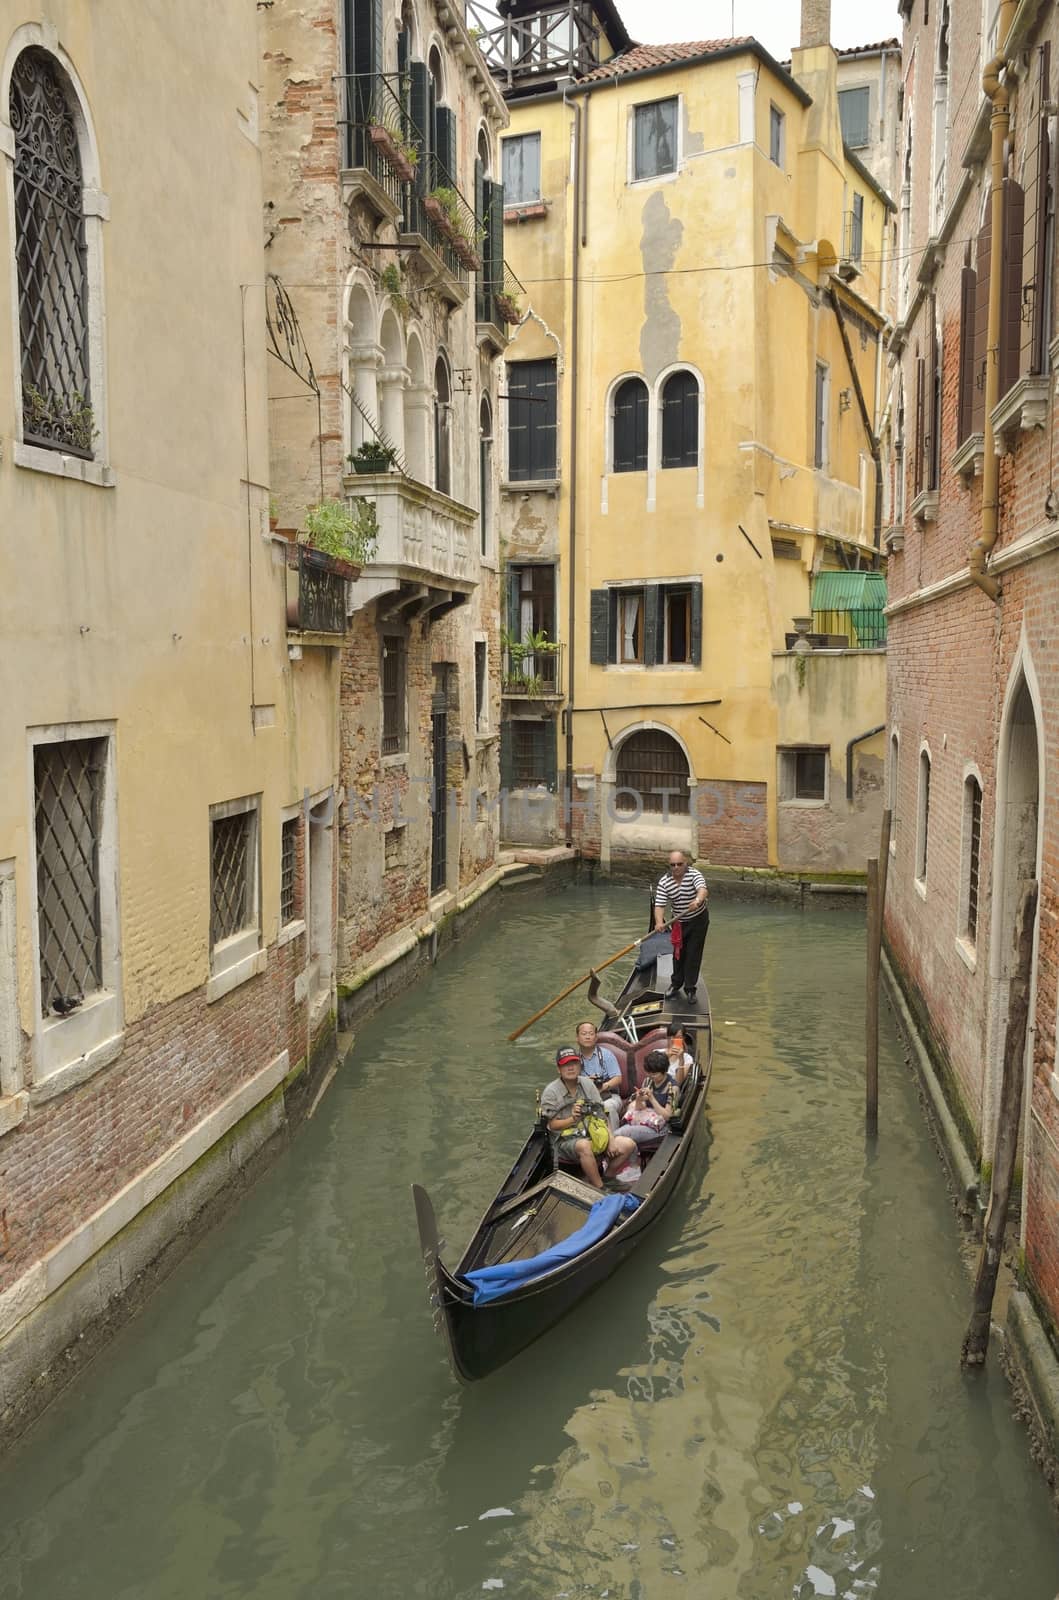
[403, 327, 430, 481]
[343, 274, 381, 458]
[611, 375, 649, 473]
[659, 368, 699, 469]
[1, 28, 109, 480]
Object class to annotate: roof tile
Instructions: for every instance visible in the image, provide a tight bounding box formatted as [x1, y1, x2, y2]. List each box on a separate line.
[580, 38, 753, 82]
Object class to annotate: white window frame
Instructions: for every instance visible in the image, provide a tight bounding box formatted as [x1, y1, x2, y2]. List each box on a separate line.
[27, 721, 123, 1094]
[208, 793, 264, 1003]
[629, 95, 682, 186]
[0, 25, 113, 489]
[956, 765, 984, 970]
[778, 745, 830, 807]
[914, 743, 931, 897]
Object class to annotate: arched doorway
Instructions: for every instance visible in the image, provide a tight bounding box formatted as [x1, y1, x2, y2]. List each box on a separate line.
[601, 723, 696, 867]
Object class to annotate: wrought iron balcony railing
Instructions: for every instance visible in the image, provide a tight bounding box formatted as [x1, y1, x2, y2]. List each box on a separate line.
[286, 545, 351, 637]
[501, 641, 565, 697]
[477, 256, 526, 332]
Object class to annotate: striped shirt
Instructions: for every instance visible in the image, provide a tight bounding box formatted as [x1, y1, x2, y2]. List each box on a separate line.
[654, 866, 708, 921]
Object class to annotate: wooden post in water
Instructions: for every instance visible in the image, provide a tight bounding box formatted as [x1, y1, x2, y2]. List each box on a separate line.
[865, 808, 892, 1139]
[962, 879, 1038, 1368]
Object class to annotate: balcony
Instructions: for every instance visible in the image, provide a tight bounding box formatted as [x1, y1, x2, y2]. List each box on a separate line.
[502, 641, 565, 700]
[476, 258, 527, 354]
[343, 473, 478, 617]
[286, 545, 353, 645]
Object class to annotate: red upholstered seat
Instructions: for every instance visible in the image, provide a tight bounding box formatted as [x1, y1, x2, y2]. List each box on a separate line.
[593, 1031, 636, 1096]
[593, 1028, 669, 1095]
[626, 1028, 670, 1091]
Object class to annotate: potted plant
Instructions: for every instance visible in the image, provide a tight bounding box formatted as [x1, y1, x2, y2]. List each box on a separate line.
[368, 121, 418, 184]
[424, 186, 458, 240]
[501, 627, 559, 694]
[300, 496, 378, 574]
[348, 439, 396, 475]
[495, 291, 522, 325]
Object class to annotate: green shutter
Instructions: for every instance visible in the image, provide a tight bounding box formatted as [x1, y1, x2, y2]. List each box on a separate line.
[409, 61, 429, 185]
[490, 181, 504, 295]
[644, 585, 662, 665]
[589, 590, 610, 664]
[690, 584, 702, 665]
[505, 566, 521, 635]
[436, 104, 456, 184]
[499, 723, 515, 792]
[543, 721, 558, 792]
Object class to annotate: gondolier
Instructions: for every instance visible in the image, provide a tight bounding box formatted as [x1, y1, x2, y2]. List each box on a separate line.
[654, 849, 709, 1001]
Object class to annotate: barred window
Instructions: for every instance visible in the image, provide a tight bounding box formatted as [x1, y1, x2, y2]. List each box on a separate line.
[916, 749, 931, 885]
[962, 776, 983, 945]
[211, 809, 256, 948]
[281, 817, 299, 925]
[11, 49, 93, 457]
[616, 729, 690, 815]
[382, 634, 407, 754]
[34, 737, 105, 1013]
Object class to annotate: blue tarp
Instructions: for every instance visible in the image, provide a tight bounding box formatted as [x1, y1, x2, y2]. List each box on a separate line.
[462, 1193, 641, 1306]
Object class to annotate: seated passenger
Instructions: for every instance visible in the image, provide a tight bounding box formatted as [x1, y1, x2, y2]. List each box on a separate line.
[576, 1019, 623, 1133]
[540, 1046, 637, 1190]
[621, 1050, 680, 1150]
[665, 1022, 694, 1086]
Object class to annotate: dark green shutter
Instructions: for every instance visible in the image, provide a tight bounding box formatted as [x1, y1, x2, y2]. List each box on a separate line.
[643, 585, 662, 666]
[475, 162, 486, 316]
[505, 566, 521, 635]
[589, 590, 610, 664]
[543, 722, 558, 792]
[490, 181, 504, 294]
[1000, 177, 1024, 400]
[500, 725, 515, 791]
[436, 104, 456, 184]
[690, 584, 702, 666]
[957, 264, 976, 445]
[409, 62, 430, 187]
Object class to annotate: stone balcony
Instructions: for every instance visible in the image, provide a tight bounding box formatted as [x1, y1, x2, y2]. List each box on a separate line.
[344, 472, 479, 618]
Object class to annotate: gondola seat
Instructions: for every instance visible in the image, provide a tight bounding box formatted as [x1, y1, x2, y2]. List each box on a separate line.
[595, 1028, 667, 1097]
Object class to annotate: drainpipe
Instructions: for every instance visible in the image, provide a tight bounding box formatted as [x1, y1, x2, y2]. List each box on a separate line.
[562, 89, 582, 845]
[847, 724, 885, 801]
[970, 0, 1016, 602]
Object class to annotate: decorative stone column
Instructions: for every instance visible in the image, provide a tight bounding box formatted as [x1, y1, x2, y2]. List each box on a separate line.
[378, 364, 409, 460]
[404, 382, 434, 483]
[346, 339, 383, 454]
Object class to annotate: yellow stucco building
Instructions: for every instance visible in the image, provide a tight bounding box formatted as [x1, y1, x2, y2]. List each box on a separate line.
[487, 0, 892, 872]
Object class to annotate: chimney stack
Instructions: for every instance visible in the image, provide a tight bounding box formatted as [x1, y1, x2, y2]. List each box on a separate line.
[800, 0, 831, 48]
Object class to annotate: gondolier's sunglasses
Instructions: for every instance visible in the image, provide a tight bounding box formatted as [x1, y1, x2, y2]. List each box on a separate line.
[667, 859, 686, 870]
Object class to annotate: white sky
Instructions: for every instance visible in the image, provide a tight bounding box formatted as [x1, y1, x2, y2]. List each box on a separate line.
[616, 0, 902, 58]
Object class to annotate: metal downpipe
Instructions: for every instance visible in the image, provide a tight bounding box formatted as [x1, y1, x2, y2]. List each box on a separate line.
[970, 2, 1016, 602]
[563, 91, 581, 846]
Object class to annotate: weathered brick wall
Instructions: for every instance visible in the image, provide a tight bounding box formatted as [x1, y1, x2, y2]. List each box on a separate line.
[695, 780, 768, 866]
[0, 935, 329, 1296]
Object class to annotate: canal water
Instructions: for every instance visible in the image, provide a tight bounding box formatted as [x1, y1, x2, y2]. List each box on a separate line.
[0, 887, 1057, 1599]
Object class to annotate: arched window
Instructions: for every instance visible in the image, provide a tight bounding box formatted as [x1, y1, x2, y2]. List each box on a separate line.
[660, 370, 698, 469]
[479, 395, 492, 556]
[889, 730, 899, 848]
[434, 352, 451, 496]
[615, 729, 690, 815]
[961, 772, 983, 945]
[916, 747, 931, 885]
[612, 377, 648, 473]
[11, 49, 92, 456]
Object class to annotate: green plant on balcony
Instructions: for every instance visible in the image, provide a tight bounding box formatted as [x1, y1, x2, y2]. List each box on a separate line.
[301, 496, 378, 565]
[348, 439, 397, 474]
[23, 385, 97, 453]
[367, 108, 419, 183]
[501, 627, 559, 695]
[380, 262, 412, 320]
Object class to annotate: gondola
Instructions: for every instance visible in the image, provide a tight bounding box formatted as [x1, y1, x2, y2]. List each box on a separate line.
[412, 915, 713, 1381]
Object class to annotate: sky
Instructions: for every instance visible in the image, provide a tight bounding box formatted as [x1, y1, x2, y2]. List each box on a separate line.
[616, 0, 902, 57]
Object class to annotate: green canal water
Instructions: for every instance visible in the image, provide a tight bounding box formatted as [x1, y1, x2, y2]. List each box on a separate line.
[1, 887, 1057, 1599]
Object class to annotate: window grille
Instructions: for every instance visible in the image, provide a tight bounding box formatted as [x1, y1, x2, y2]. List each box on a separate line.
[11, 49, 92, 457]
[616, 730, 690, 814]
[211, 811, 254, 947]
[633, 98, 677, 181]
[382, 635, 406, 754]
[779, 746, 828, 802]
[660, 371, 698, 468]
[965, 778, 982, 942]
[512, 722, 551, 786]
[281, 818, 298, 924]
[34, 737, 104, 1013]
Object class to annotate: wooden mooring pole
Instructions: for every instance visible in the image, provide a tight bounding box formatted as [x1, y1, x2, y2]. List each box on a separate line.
[961, 878, 1038, 1368]
[865, 808, 892, 1138]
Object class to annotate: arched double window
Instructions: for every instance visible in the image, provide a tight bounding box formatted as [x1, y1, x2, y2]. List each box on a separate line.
[11, 48, 92, 456]
[612, 377, 648, 473]
[660, 370, 698, 469]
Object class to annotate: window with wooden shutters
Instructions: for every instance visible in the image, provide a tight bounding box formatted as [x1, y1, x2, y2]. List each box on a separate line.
[1021, 42, 1053, 378]
[381, 634, 407, 754]
[925, 300, 941, 492]
[660, 370, 698, 468]
[913, 352, 925, 497]
[616, 730, 690, 814]
[971, 206, 991, 434]
[838, 87, 870, 149]
[502, 133, 541, 205]
[612, 377, 648, 472]
[507, 358, 557, 481]
[999, 177, 1024, 400]
[589, 584, 702, 666]
[957, 262, 977, 445]
[507, 563, 556, 640]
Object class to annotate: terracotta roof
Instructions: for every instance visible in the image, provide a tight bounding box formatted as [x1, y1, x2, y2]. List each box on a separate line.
[836, 38, 901, 54]
[580, 38, 754, 82]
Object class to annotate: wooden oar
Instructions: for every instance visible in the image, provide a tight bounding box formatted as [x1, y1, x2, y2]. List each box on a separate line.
[508, 932, 660, 1042]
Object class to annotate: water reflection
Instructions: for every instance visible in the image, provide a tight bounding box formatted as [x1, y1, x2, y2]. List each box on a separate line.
[0, 890, 1056, 1600]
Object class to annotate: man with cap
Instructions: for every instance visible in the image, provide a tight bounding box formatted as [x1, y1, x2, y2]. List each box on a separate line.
[540, 1045, 637, 1189]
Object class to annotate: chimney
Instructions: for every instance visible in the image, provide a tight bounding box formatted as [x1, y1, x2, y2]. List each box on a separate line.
[800, 0, 831, 47]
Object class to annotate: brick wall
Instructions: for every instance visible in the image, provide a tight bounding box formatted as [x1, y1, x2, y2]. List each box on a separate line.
[695, 779, 768, 866]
